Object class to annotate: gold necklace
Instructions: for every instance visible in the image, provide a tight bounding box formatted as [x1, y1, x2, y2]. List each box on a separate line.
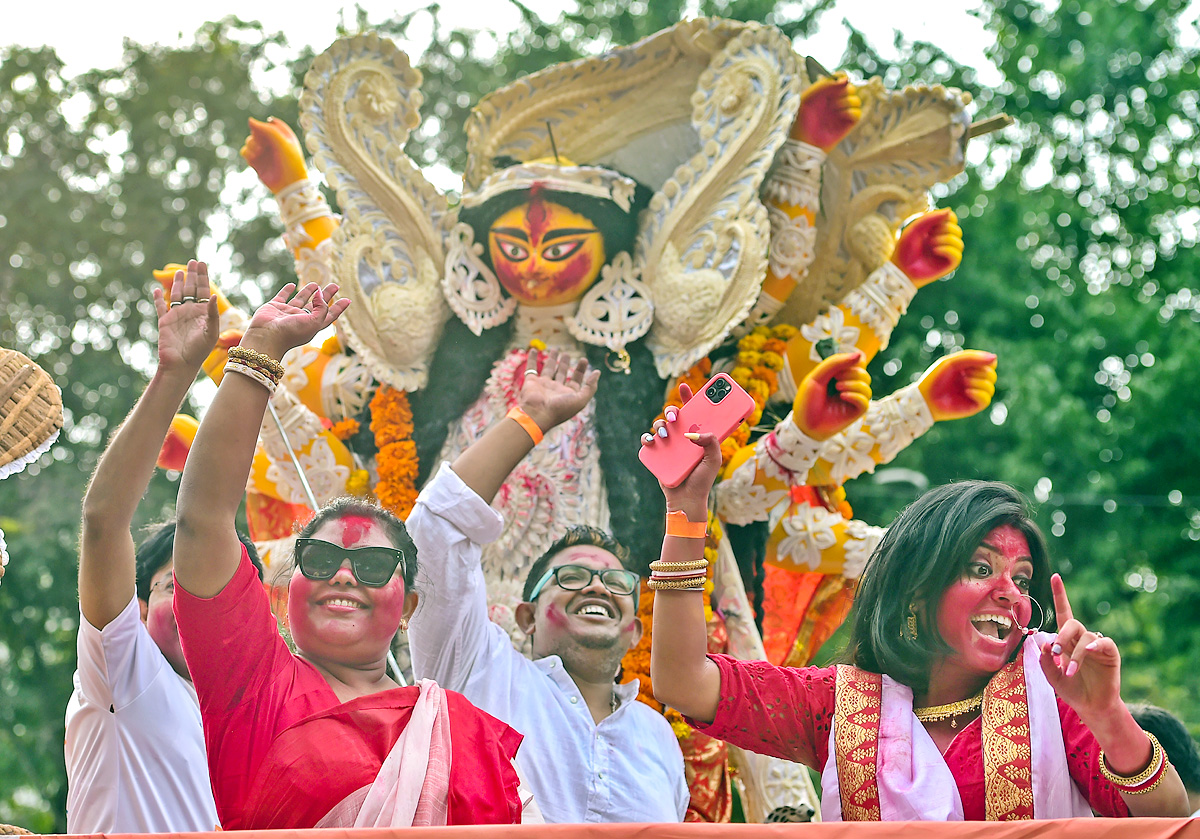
[913, 690, 985, 729]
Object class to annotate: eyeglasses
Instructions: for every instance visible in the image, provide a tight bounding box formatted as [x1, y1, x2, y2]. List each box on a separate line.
[527, 564, 640, 601]
[293, 538, 406, 587]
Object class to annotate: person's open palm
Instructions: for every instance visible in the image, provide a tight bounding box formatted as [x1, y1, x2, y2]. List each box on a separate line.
[517, 347, 600, 432]
[243, 281, 350, 359]
[152, 259, 220, 372]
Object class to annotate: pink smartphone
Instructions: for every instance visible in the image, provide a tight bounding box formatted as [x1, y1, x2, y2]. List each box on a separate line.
[639, 373, 756, 488]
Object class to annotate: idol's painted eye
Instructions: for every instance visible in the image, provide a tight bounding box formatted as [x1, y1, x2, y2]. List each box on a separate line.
[542, 239, 585, 262]
[496, 239, 529, 261]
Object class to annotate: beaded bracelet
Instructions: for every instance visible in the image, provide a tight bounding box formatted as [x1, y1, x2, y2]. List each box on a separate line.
[225, 360, 277, 394]
[1100, 732, 1169, 793]
[228, 346, 285, 379]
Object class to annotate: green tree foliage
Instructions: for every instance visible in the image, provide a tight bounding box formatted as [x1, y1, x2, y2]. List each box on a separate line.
[1, 0, 1197, 827]
[833, 0, 1200, 726]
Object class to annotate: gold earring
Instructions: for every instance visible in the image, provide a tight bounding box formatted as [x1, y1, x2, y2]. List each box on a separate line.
[399, 618, 409, 632]
[904, 604, 918, 640]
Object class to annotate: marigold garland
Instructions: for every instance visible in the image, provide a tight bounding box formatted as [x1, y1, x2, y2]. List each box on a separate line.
[345, 468, 371, 497]
[329, 418, 360, 441]
[369, 386, 418, 518]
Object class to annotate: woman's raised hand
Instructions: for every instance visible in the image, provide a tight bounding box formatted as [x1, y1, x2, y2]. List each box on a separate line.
[1038, 573, 1123, 721]
[517, 347, 600, 432]
[241, 281, 350, 360]
[642, 383, 723, 521]
[152, 259, 221, 374]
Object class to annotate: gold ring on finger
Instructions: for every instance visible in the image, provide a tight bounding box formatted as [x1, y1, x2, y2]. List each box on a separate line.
[169, 301, 183, 308]
[182, 296, 196, 302]
[197, 297, 210, 302]
[524, 369, 538, 376]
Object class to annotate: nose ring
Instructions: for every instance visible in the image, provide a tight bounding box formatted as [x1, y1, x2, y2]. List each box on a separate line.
[1010, 595, 1047, 637]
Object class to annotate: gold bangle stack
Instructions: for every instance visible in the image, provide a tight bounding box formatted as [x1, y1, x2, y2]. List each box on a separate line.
[647, 557, 708, 591]
[228, 347, 285, 379]
[1099, 732, 1170, 794]
[225, 347, 284, 394]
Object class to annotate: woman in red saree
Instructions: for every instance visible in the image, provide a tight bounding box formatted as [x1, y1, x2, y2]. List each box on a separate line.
[644, 368, 1190, 821]
[170, 261, 525, 829]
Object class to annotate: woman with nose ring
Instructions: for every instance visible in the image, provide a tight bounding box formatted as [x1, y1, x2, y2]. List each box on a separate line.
[647, 422, 1189, 821]
[170, 266, 526, 829]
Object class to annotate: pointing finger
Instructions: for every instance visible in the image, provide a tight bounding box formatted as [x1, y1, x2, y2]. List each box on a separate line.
[1051, 573, 1073, 630]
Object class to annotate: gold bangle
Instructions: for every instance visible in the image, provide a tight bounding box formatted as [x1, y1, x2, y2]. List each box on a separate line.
[1122, 759, 1171, 795]
[665, 509, 707, 539]
[647, 576, 708, 591]
[228, 346, 284, 378]
[649, 559, 708, 573]
[228, 356, 282, 384]
[1099, 732, 1164, 788]
[224, 360, 277, 394]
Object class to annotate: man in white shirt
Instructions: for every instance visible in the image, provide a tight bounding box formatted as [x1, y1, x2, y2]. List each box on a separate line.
[65, 262, 261, 833]
[408, 348, 689, 823]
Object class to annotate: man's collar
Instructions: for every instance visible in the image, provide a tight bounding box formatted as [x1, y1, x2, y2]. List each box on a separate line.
[534, 654, 641, 704]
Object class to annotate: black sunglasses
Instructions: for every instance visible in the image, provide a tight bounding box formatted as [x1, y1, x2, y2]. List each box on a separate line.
[293, 538, 406, 587]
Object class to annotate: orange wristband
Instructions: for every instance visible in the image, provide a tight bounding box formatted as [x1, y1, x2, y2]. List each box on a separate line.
[665, 510, 707, 539]
[506, 406, 544, 445]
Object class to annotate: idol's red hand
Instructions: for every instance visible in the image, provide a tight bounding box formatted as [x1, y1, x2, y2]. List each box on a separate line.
[791, 73, 862, 152]
[891, 209, 964, 287]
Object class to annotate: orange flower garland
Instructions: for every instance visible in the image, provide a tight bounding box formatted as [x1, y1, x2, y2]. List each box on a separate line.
[369, 386, 419, 518]
[329, 418, 360, 441]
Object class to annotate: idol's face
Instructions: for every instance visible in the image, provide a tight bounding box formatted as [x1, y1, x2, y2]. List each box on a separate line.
[488, 198, 606, 306]
[935, 524, 1035, 677]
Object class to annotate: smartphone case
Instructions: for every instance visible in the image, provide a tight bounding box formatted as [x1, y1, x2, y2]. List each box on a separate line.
[638, 373, 756, 488]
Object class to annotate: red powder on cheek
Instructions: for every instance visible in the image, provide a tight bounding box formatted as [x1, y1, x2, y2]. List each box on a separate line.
[543, 603, 569, 627]
[338, 514, 374, 547]
[547, 250, 593, 295]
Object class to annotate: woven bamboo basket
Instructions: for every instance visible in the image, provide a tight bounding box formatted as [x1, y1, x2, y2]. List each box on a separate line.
[0, 347, 63, 480]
